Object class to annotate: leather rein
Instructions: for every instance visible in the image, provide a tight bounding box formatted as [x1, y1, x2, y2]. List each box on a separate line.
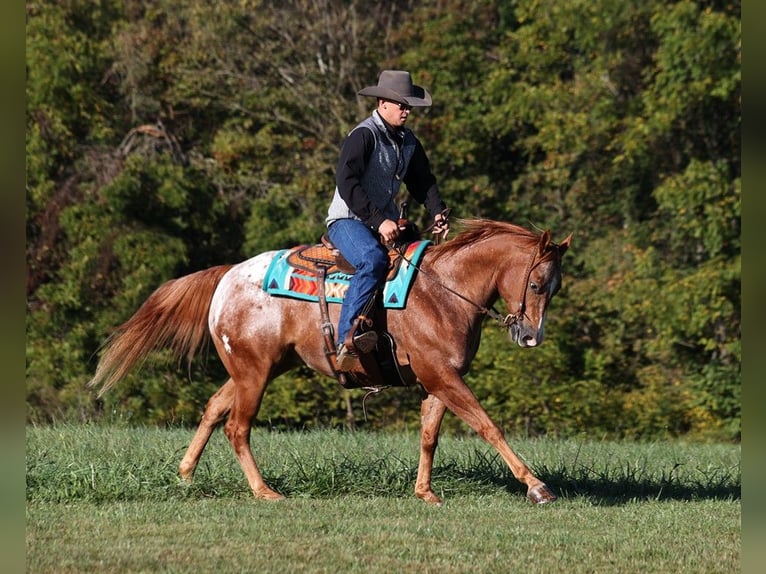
[394, 226, 540, 331]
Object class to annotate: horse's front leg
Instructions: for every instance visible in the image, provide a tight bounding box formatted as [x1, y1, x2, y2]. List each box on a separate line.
[424, 372, 557, 505]
[179, 378, 235, 482]
[415, 393, 448, 505]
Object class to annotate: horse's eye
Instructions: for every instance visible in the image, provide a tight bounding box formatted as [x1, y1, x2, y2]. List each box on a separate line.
[530, 282, 539, 293]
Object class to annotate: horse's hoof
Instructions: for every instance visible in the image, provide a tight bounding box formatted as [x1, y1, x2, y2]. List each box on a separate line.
[178, 466, 195, 483]
[255, 488, 286, 501]
[415, 490, 444, 506]
[527, 484, 558, 505]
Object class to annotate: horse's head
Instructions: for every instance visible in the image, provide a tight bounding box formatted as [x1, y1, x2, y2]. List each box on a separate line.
[501, 230, 572, 348]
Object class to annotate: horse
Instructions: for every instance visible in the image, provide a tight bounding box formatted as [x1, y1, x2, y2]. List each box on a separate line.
[88, 218, 572, 505]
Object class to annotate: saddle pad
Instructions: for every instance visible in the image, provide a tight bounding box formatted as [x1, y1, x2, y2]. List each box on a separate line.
[263, 240, 430, 309]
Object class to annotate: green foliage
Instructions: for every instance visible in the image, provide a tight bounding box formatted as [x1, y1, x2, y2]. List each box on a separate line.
[26, 0, 740, 441]
[394, 0, 515, 220]
[460, 315, 621, 438]
[653, 160, 740, 262]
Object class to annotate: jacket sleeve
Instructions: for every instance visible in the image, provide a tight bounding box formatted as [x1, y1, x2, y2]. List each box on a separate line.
[403, 138, 447, 219]
[335, 127, 387, 230]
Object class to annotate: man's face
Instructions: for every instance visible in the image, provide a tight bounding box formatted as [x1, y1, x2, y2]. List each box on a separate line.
[378, 99, 412, 128]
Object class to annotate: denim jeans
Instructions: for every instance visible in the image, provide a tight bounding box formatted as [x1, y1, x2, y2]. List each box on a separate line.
[327, 218, 390, 346]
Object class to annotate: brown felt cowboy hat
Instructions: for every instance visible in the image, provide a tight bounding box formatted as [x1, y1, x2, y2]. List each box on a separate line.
[358, 70, 432, 107]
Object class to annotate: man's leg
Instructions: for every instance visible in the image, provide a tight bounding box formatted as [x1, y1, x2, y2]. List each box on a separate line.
[327, 219, 389, 363]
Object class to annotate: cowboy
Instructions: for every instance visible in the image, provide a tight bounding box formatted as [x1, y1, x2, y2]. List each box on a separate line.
[326, 70, 450, 371]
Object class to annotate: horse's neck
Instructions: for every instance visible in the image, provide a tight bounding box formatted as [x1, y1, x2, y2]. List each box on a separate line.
[424, 242, 502, 312]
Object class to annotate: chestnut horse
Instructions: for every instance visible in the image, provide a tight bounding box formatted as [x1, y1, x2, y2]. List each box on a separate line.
[89, 219, 572, 505]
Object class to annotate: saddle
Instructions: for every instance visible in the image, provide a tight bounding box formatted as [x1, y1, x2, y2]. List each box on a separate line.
[289, 226, 421, 390]
[285, 235, 409, 282]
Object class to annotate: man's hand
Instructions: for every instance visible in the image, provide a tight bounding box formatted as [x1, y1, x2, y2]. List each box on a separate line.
[378, 219, 401, 244]
[432, 212, 450, 237]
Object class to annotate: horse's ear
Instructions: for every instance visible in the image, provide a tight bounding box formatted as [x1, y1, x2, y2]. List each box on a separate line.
[538, 230, 552, 256]
[558, 233, 573, 255]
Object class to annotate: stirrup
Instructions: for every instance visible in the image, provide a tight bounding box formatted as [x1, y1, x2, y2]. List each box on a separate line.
[336, 343, 358, 372]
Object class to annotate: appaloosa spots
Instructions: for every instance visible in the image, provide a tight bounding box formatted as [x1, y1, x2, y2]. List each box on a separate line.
[222, 334, 232, 354]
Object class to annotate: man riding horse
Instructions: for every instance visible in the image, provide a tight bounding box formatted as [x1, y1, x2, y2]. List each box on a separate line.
[326, 70, 450, 371]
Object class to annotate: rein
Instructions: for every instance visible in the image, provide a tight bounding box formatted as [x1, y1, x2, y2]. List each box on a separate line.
[393, 241, 539, 331]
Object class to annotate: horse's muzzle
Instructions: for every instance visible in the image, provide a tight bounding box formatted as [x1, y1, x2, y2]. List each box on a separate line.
[510, 323, 542, 347]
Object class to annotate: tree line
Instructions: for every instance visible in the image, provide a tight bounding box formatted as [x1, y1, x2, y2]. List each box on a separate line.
[26, 0, 740, 441]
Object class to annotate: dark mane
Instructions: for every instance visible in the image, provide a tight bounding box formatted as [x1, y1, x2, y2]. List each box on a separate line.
[428, 218, 542, 262]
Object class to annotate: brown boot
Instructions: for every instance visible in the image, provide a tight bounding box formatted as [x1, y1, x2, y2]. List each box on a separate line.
[336, 331, 378, 371]
[352, 331, 378, 353]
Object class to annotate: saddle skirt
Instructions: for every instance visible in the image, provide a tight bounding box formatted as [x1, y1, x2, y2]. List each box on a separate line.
[263, 240, 430, 309]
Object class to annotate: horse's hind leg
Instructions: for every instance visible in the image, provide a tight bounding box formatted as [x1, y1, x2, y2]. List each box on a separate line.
[415, 394, 448, 505]
[224, 373, 284, 501]
[179, 378, 235, 482]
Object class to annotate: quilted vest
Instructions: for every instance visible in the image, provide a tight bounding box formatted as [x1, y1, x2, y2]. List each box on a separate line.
[326, 111, 417, 227]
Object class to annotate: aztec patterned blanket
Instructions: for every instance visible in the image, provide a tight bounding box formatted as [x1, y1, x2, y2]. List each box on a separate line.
[263, 240, 430, 309]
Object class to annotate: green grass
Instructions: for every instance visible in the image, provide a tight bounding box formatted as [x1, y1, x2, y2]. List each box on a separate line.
[26, 425, 740, 573]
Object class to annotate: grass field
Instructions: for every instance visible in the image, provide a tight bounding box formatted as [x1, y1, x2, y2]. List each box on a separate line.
[26, 424, 740, 573]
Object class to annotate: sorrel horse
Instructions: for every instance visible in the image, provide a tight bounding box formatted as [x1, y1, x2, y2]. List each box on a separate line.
[89, 219, 572, 505]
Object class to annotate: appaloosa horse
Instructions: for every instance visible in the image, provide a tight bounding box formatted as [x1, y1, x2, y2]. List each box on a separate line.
[89, 219, 572, 504]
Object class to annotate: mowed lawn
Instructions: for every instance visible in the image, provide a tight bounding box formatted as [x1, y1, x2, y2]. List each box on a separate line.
[26, 425, 740, 573]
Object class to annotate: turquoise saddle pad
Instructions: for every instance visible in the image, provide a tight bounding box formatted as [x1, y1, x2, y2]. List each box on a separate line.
[263, 240, 430, 309]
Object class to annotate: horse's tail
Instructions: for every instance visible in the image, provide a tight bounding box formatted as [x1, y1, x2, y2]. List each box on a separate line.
[88, 264, 235, 398]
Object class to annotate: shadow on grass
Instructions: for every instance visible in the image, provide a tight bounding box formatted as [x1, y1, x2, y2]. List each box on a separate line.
[546, 472, 741, 504]
[434, 460, 741, 505]
[251, 449, 741, 505]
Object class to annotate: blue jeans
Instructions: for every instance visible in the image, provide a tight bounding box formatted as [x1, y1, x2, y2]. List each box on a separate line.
[327, 218, 389, 346]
